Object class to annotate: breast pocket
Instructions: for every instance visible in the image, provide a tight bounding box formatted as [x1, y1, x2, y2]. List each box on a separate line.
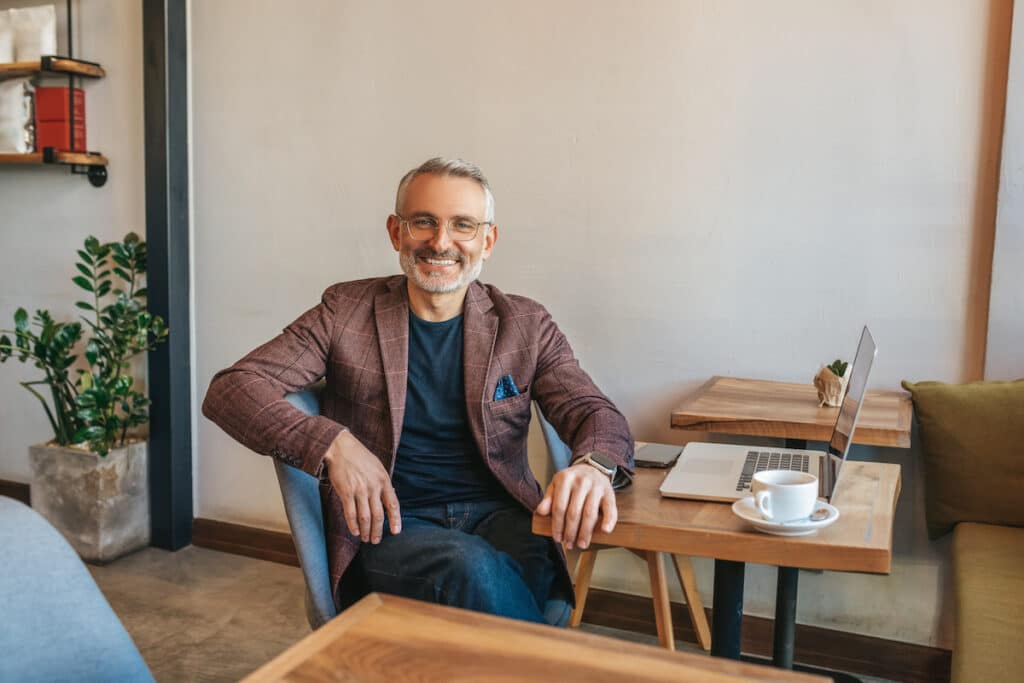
[486, 390, 533, 438]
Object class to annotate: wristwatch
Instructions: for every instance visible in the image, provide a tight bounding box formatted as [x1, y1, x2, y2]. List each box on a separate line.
[572, 452, 617, 481]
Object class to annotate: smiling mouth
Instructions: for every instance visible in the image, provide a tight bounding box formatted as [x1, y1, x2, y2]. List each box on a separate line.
[419, 256, 460, 266]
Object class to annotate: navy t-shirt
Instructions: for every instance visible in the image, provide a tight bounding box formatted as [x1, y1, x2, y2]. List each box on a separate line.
[391, 311, 511, 508]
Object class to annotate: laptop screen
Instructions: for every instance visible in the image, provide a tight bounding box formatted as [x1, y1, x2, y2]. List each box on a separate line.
[821, 326, 877, 499]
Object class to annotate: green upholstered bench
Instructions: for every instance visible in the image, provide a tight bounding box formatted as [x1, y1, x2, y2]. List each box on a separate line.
[902, 379, 1024, 683]
[951, 523, 1024, 683]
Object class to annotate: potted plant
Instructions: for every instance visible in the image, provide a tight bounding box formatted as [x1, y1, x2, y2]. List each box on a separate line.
[813, 358, 850, 407]
[0, 233, 168, 562]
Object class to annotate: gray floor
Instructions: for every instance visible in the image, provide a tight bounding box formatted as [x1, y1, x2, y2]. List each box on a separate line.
[89, 546, 895, 682]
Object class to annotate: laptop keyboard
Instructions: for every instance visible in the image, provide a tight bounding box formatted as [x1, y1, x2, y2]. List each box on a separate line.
[736, 450, 810, 492]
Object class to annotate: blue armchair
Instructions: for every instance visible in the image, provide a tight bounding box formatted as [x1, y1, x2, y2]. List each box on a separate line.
[0, 496, 153, 682]
[278, 384, 572, 629]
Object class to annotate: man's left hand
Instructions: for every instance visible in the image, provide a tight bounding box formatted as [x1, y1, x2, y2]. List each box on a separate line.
[536, 463, 617, 550]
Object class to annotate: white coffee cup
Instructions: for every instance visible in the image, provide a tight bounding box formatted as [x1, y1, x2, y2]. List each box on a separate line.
[751, 470, 819, 523]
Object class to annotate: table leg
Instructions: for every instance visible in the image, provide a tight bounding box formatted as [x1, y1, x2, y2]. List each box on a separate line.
[774, 439, 808, 670]
[711, 559, 745, 659]
[773, 566, 799, 668]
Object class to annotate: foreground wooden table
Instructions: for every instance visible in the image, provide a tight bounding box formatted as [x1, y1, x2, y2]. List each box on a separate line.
[671, 376, 913, 448]
[245, 593, 827, 682]
[534, 463, 902, 668]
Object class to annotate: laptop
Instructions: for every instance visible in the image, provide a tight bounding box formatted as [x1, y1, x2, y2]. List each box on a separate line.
[659, 326, 877, 503]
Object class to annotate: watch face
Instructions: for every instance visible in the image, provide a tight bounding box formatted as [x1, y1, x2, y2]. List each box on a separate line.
[590, 452, 616, 470]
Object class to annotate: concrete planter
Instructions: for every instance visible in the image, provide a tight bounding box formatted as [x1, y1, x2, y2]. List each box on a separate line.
[28, 440, 150, 563]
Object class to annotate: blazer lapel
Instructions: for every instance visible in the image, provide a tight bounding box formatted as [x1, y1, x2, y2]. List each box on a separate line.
[463, 281, 498, 459]
[375, 276, 410, 459]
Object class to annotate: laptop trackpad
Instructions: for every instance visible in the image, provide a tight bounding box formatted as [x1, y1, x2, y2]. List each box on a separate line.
[680, 457, 733, 476]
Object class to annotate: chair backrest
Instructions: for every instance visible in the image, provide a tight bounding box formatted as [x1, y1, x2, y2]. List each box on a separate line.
[278, 384, 336, 629]
[279, 386, 571, 629]
[0, 496, 154, 682]
[535, 405, 573, 472]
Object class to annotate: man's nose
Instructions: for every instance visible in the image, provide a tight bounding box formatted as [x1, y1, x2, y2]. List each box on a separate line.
[425, 224, 454, 252]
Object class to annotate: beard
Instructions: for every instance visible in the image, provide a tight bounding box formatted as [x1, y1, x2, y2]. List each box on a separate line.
[399, 246, 484, 294]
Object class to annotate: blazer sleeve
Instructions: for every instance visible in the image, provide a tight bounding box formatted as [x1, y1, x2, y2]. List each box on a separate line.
[201, 286, 347, 478]
[530, 306, 635, 484]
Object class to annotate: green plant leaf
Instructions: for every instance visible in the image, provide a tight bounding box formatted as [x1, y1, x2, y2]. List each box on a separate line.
[113, 267, 131, 281]
[72, 275, 94, 292]
[77, 249, 94, 266]
[96, 281, 112, 297]
[124, 232, 141, 246]
[84, 236, 101, 254]
[73, 425, 105, 442]
[76, 407, 98, 421]
[133, 288, 148, 299]
[14, 308, 29, 332]
[75, 263, 94, 279]
[112, 254, 131, 269]
[114, 375, 133, 395]
[85, 340, 99, 366]
[75, 301, 95, 312]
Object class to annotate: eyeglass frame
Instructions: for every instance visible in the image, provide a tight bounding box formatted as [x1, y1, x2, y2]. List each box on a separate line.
[393, 212, 492, 242]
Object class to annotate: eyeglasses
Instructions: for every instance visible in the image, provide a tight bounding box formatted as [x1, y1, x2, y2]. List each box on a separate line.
[395, 213, 491, 242]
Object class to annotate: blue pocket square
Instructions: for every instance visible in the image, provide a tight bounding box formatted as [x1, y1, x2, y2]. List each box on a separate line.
[494, 374, 521, 401]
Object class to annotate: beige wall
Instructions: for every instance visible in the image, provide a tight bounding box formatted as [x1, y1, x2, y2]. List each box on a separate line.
[0, 0, 145, 482]
[190, 0, 1012, 648]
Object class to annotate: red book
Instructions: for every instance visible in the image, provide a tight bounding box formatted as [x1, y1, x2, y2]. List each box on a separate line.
[35, 87, 86, 122]
[36, 120, 87, 152]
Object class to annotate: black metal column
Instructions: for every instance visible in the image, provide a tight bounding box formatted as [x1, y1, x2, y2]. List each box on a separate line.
[773, 566, 799, 668]
[143, 0, 192, 550]
[711, 559, 745, 659]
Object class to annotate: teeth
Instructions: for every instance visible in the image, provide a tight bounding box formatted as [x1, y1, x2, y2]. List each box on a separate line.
[424, 258, 457, 265]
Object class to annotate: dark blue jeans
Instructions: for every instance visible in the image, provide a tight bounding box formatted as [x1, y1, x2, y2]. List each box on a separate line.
[354, 500, 557, 623]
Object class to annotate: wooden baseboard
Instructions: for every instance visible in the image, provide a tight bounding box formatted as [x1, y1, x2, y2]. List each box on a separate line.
[190, 516, 950, 683]
[192, 517, 299, 567]
[0, 478, 30, 506]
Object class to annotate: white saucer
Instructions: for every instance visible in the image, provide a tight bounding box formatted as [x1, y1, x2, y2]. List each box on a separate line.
[731, 497, 840, 536]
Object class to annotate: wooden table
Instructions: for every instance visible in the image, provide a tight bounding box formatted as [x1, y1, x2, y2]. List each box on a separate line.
[671, 376, 913, 448]
[244, 592, 828, 682]
[666, 376, 910, 668]
[533, 463, 902, 670]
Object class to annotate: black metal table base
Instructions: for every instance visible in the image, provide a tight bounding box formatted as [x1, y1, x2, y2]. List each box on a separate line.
[710, 559, 745, 659]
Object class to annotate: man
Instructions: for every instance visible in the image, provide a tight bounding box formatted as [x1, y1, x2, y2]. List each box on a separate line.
[203, 158, 633, 623]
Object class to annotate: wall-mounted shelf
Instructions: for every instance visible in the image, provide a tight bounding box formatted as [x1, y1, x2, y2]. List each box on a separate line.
[0, 1, 109, 187]
[0, 150, 109, 186]
[0, 57, 106, 80]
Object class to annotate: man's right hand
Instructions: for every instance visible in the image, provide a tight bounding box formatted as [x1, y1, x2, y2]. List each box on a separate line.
[323, 430, 401, 544]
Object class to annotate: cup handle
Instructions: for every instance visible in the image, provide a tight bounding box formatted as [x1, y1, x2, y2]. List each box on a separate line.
[755, 490, 772, 519]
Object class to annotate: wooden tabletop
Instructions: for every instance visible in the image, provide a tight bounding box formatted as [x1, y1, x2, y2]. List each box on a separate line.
[671, 377, 913, 448]
[244, 593, 828, 682]
[535, 462, 901, 574]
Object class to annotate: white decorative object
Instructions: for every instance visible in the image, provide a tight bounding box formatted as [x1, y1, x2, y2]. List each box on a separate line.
[814, 361, 851, 408]
[12, 4, 56, 62]
[0, 77, 34, 153]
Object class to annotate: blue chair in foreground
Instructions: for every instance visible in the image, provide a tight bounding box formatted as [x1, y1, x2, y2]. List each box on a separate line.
[536, 412, 712, 651]
[277, 384, 572, 629]
[0, 496, 153, 683]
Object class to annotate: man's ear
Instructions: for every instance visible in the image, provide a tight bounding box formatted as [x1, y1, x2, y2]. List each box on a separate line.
[386, 215, 402, 251]
[482, 224, 498, 260]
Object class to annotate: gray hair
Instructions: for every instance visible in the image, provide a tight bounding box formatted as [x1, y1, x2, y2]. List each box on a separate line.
[395, 157, 495, 223]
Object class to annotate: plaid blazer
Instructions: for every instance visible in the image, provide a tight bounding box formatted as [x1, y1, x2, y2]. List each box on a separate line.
[202, 275, 634, 609]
